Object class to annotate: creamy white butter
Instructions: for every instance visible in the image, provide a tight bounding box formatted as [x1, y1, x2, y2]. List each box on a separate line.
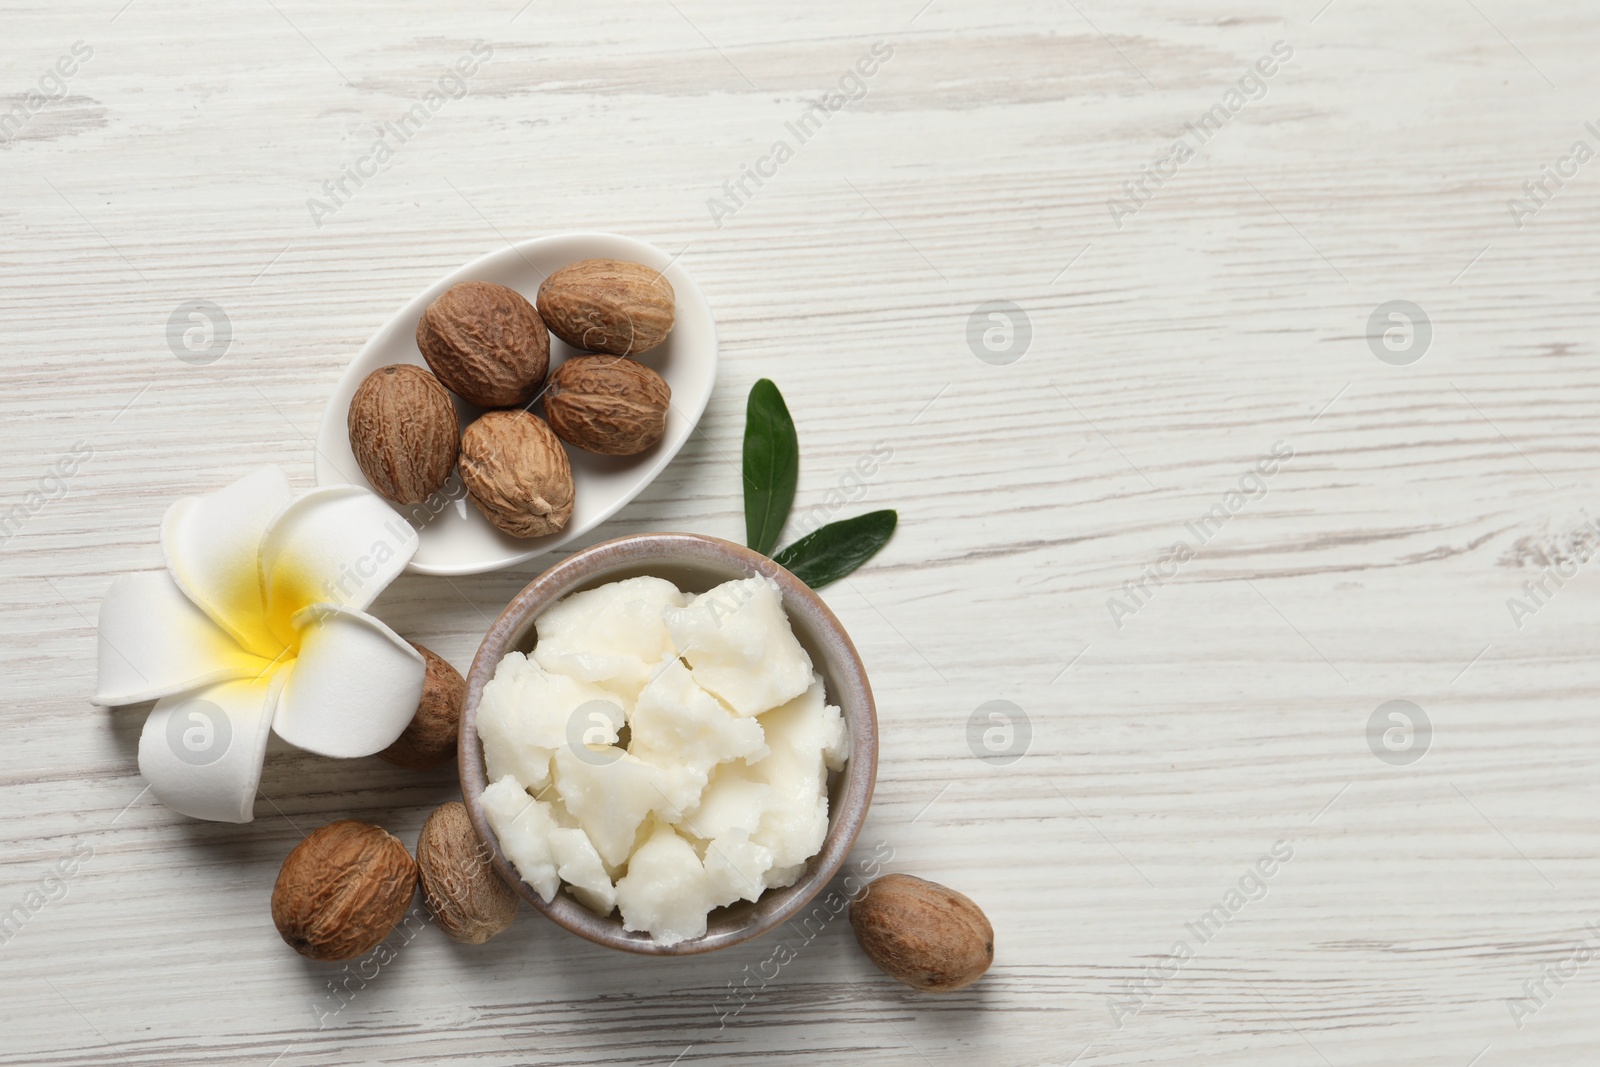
[478, 573, 848, 945]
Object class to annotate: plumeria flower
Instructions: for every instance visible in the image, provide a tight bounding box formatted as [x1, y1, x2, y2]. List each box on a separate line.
[94, 467, 427, 823]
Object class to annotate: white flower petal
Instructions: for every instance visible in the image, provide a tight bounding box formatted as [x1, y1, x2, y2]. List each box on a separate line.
[138, 676, 281, 823]
[258, 486, 418, 646]
[161, 466, 293, 659]
[272, 604, 425, 757]
[95, 571, 277, 706]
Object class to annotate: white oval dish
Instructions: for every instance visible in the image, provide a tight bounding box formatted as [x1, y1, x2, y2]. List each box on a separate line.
[313, 233, 717, 576]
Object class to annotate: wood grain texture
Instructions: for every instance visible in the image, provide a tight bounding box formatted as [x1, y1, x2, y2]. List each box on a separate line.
[3, 0, 1599, 1063]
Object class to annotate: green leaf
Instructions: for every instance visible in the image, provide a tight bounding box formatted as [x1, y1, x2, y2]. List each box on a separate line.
[743, 379, 799, 555]
[772, 510, 897, 589]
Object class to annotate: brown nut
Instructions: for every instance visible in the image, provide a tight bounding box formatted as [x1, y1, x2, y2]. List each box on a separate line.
[848, 874, 993, 992]
[417, 281, 550, 408]
[417, 802, 520, 944]
[458, 409, 575, 538]
[543, 355, 671, 456]
[377, 643, 465, 770]
[347, 364, 460, 505]
[536, 258, 675, 356]
[271, 820, 418, 962]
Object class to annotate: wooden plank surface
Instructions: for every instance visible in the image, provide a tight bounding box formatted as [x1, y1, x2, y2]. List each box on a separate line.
[3, 0, 1599, 1063]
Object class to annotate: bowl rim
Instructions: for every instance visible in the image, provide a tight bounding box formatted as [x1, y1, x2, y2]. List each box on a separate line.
[457, 531, 879, 955]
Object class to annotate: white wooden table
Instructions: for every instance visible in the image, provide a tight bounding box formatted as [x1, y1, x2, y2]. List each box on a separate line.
[5, 1, 1599, 1063]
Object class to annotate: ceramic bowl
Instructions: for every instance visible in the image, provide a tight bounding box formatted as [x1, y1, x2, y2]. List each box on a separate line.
[458, 532, 879, 954]
[313, 232, 717, 576]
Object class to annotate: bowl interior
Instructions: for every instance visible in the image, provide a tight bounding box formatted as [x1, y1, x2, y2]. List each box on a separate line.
[459, 534, 878, 955]
[312, 232, 718, 576]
